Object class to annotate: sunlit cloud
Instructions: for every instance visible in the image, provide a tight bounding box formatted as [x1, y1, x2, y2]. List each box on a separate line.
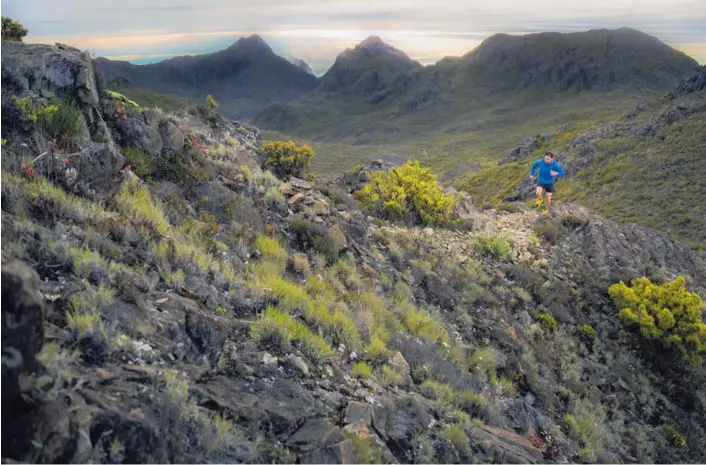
[6, 0, 705, 73]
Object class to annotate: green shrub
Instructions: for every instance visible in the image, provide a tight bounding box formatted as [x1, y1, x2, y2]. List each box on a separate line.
[105, 90, 140, 108]
[459, 391, 490, 418]
[206, 94, 219, 116]
[251, 306, 334, 362]
[379, 365, 404, 387]
[467, 347, 499, 378]
[663, 425, 686, 447]
[352, 361, 373, 379]
[290, 216, 339, 263]
[364, 336, 389, 364]
[473, 233, 513, 261]
[255, 234, 288, 265]
[563, 399, 606, 462]
[579, 324, 598, 341]
[153, 151, 196, 183]
[30, 98, 88, 150]
[401, 305, 449, 344]
[442, 424, 469, 452]
[536, 312, 557, 331]
[532, 220, 566, 245]
[420, 380, 457, 405]
[344, 430, 382, 464]
[261, 140, 314, 179]
[609, 276, 706, 366]
[355, 161, 457, 226]
[121, 147, 154, 177]
[264, 187, 287, 212]
[2, 17, 28, 42]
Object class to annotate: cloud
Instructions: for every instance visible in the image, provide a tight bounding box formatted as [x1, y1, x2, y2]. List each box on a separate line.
[8, 0, 706, 70]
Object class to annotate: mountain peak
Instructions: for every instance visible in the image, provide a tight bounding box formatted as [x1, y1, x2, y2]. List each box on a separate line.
[228, 34, 272, 53]
[359, 36, 385, 47]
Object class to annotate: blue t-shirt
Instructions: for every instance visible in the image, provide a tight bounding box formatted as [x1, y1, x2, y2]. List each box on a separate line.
[530, 159, 565, 185]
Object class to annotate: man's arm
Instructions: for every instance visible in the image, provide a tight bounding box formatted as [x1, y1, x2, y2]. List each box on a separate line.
[529, 160, 539, 178]
[552, 161, 566, 178]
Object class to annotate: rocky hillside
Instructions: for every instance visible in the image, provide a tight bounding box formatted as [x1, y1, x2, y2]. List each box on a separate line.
[457, 66, 706, 249]
[3, 40, 706, 465]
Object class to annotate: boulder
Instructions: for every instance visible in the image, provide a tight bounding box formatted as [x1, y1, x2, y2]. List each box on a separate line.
[371, 395, 433, 452]
[1, 41, 102, 107]
[344, 401, 373, 426]
[89, 411, 168, 463]
[141, 108, 161, 128]
[1, 260, 45, 407]
[157, 120, 185, 152]
[1, 260, 77, 463]
[186, 181, 264, 230]
[184, 309, 229, 365]
[115, 117, 163, 154]
[422, 273, 459, 310]
[288, 419, 355, 464]
[232, 147, 262, 175]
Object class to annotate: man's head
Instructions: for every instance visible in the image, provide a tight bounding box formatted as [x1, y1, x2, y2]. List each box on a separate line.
[543, 152, 554, 164]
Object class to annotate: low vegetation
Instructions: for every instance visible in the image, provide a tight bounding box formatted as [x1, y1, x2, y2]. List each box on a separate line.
[609, 276, 706, 367]
[355, 161, 457, 226]
[261, 140, 314, 179]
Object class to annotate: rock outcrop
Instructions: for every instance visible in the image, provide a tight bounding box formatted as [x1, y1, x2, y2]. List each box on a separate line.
[1, 41, 102, 107]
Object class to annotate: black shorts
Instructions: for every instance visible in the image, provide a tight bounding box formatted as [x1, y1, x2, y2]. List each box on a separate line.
[538, 183, 555, 193]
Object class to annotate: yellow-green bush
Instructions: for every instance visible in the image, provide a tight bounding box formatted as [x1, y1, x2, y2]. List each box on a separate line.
[355, 161, 457, 226]
[261, 140, 314, 179]
[251, 306, 334, 362]
[352, 361, 373, 379]
[255, 234, 288, 265]
[401, 305, 449, 344]
[609, 276, 706, 366]
[536, 312, 558, 332]
[663, 425, 686, 448]
[579, 324, 598, 341]
[442, 424, 469, 451]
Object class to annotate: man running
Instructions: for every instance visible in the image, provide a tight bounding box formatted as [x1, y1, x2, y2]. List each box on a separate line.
[529, 152, 565, 213]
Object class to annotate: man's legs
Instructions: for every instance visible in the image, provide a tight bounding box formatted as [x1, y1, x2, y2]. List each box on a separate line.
[545, 192, 552, 211]
[535, 185, 544, 207]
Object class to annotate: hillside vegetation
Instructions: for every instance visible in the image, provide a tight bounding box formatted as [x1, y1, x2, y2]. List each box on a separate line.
[457, 67, 706, 248]
[2, 39, 706, 465]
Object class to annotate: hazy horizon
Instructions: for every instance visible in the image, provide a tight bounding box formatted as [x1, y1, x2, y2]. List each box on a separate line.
[5, 0, 705, 74]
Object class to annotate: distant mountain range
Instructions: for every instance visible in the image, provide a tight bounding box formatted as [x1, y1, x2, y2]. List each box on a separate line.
[97, 28, 700, 133]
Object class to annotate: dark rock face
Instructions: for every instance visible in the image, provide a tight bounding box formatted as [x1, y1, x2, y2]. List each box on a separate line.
[1, 260, 76, 463]
[114, 117, 163, 154]
[371, 395, 433, 458]
[89, 411, 168, 463]
[1, 41, 102, 107]
[669, 65, 706, 98]
[184, 309, 229, 364]
[158, 120, 185, 152]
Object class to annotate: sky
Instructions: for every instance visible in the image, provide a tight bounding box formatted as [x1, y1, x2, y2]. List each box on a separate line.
[4, 0, 705, 75]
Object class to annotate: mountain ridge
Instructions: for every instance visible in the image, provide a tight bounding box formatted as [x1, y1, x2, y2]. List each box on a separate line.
[97, 28, 699, 123]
